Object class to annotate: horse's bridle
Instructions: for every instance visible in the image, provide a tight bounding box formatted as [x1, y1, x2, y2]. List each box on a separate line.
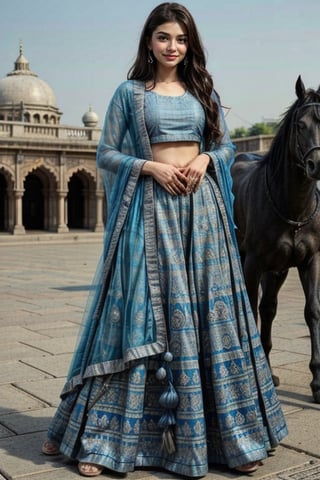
[265, 101, 320, 229]
[264, 167, 320, 229]
[293, 102, 320, 169]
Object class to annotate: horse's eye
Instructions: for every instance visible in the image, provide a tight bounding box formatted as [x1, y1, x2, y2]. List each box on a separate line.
[297, 121, 306, 130]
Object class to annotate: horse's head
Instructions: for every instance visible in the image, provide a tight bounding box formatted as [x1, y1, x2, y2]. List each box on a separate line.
[293, 76, 320, 179]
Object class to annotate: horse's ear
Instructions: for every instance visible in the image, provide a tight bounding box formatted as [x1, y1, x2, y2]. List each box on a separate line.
[296, 75, 306, 99]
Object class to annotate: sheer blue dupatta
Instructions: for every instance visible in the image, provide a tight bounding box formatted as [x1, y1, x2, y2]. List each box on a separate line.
[61, 81, 167, 397]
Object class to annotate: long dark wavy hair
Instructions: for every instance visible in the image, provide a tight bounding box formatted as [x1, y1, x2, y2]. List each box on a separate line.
[127, 2, 221, 148]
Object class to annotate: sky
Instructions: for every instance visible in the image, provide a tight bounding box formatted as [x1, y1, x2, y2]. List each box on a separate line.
[1, 0, 319, 132]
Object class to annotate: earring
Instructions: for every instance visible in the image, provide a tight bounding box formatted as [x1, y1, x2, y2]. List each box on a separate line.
[148, 50, 153, 64]
[183, 56, 188, 67]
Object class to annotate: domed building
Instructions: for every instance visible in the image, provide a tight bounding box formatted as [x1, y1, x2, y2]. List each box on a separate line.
[0, 44, 104, 236]
[0, 44, 62, 125]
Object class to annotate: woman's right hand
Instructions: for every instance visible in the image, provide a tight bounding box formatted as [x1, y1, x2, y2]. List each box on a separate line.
[141, 161, 188, 195]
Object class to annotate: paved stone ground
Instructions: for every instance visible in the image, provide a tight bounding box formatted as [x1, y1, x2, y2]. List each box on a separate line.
[0, 237, 320, 479]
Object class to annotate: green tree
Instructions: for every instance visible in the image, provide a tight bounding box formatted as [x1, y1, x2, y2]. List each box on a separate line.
[248, 122, 277, 136]
[230, 122, 278, 138]
[231, 127, 249, 138]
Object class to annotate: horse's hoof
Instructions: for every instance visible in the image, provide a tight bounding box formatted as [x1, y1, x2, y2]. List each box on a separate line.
[272, 374, 280, 387]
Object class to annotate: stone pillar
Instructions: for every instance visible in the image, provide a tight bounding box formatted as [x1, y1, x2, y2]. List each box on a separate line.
[12, 190, 25, 234]
[94, 192, 104, 232]
[57, 190, 69, 233]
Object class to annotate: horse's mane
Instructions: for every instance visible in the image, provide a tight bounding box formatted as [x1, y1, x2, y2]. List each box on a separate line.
[264, 87, 320, 173]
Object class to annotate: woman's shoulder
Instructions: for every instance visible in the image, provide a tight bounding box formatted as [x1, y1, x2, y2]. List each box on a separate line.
[108, 81, 135, 111]
[114, 79, 144, 96]
[111, 80, 132, 100]
[108, 80, 145, 117]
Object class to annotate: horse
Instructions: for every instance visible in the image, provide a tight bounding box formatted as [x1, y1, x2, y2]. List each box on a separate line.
[231, 76, 320, 403]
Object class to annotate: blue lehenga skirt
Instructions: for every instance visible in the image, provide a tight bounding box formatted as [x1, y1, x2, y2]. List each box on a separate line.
[47, 175, 287, 477]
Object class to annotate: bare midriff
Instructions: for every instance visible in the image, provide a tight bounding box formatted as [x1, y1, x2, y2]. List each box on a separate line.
[151, 141, 200, 167]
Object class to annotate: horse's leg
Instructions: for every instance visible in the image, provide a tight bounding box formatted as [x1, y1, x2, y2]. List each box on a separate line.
[259, 270, 289, 387]
[298, 255, 320, 403]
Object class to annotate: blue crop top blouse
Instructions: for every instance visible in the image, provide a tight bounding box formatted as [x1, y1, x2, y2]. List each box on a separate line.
[144, 89, 205, 144]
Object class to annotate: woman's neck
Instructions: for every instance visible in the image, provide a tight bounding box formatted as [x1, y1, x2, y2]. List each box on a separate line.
[155, 76, 179, 84]
[155, 65, 179, 84]
[151, 80, 186, 96]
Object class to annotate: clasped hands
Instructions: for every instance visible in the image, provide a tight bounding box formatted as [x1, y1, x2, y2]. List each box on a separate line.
[154, 154, 210, 196]
[166, 169, 199, 196]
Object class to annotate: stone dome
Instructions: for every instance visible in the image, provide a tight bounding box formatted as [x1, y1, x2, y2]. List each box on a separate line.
[82, 106, 99, 127]
[0, 43, 62, 124]
[0, 75, 58, 108]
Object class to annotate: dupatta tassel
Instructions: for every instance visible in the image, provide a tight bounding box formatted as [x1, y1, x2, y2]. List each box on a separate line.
[156, 352, 179, 454]
[158, 408, 176, 428]
[161, 426, 176, 454]
[159, 381, 179, 409]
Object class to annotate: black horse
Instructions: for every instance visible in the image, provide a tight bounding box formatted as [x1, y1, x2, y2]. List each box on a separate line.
[231, 76, 320, 402]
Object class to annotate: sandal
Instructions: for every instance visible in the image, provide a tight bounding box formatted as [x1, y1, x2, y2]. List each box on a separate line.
[41, 439, 60, 455]
[233, 460, 262, 473]
[78, 462, 104, 477]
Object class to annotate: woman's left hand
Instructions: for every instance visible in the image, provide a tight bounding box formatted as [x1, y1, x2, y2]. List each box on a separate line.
[180, 154, 210, 193]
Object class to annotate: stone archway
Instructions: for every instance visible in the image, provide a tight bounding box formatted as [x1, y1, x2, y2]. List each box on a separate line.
[0, 167, 15, 233]
[0, 174, 7, 231]
[23, 174, 44, 229]
[67, 170, 96, 230]
[68, 175, 84, 228]
[22, 167, 58, 231]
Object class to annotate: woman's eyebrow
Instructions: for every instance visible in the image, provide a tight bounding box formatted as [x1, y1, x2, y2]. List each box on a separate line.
[155, 30, 187, 36]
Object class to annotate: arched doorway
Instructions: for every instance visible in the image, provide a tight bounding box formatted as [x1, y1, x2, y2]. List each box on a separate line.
[23, 174, 44, 230]
[0, 174, 7, 231]
[22, 167, 58, 232]
[67, 170, 96, 230]
[67, 175, 84, 228]
[0, 168, 15, 233]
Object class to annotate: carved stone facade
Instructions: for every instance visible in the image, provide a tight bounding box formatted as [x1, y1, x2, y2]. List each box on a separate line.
[0, 45, 103, 235]
[0, 131, 104, 234]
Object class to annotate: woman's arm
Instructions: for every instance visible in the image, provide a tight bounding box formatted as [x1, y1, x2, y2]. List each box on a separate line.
[96, 82, 145, 173]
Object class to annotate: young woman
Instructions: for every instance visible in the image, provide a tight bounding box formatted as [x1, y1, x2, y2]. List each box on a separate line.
[42, 3, 287, 477]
